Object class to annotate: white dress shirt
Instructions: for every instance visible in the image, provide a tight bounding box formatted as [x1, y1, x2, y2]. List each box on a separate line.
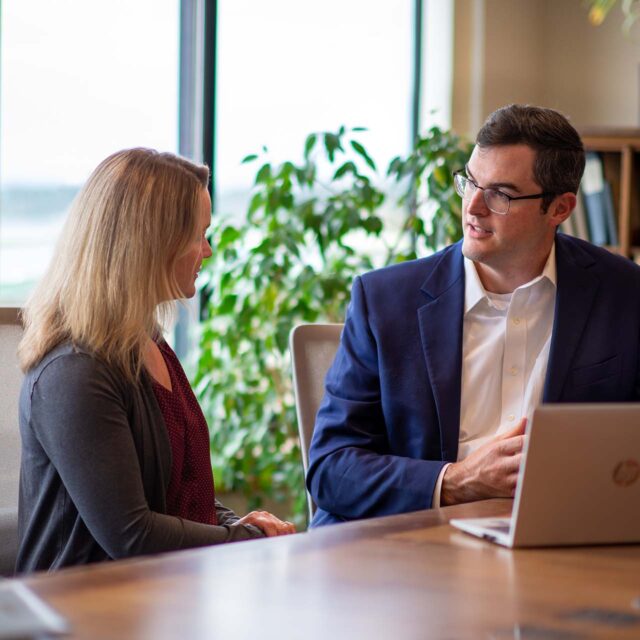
[431, 245, 557, 506]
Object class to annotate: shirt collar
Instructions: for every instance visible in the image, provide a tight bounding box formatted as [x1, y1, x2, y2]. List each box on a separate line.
[464, 242, 557, 315]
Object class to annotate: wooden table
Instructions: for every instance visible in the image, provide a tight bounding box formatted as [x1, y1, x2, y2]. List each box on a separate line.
[18, 499, 640, 639]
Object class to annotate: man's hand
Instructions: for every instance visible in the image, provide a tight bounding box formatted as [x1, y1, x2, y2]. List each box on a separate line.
[235, 511, 296, 537]
[440, 418, 527, 506]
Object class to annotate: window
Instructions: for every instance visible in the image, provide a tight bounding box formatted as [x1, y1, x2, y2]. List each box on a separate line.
[0, 0, 180, 304]
[215, 0, 414, 219]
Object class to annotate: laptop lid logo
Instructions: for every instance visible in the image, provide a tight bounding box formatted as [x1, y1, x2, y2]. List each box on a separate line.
[612, 459, 640, 487]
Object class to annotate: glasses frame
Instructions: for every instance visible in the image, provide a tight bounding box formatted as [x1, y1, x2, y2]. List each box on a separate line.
[453, 170, 556, 215]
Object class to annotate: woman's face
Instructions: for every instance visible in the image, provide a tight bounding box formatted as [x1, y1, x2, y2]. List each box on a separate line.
[174, 187, 213, 299]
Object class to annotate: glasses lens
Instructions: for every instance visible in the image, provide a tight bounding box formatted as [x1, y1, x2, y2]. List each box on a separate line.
[484, 189, 509, 215]
[454, 174, 470, 199]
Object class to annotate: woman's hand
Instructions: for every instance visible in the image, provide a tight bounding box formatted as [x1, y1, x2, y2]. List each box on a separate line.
[236, 511, 296, 537]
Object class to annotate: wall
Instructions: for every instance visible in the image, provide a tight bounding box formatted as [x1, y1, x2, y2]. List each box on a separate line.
[544, 0, 640, 128]
[482, 0, 546, 117]
[452, 0, 640, 138]
[452, 0, 485, 136]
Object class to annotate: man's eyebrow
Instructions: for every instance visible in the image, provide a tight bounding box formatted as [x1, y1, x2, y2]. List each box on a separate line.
[465, 164, 522, 193]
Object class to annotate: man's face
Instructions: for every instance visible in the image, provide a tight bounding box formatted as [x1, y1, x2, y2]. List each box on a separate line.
[461, 144, 560, 292]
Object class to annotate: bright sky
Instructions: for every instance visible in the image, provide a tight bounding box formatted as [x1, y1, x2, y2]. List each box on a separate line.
[0, 0, 421, 301]
[0, 0, 179, 185]
[1, 0, 413, 188]
[216, 0, 413, 190]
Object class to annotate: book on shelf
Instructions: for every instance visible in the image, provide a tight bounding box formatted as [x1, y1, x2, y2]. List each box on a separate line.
[571, 187, 590, 241]
[602, 181, 618, 246]
[581, 152, 616, 246]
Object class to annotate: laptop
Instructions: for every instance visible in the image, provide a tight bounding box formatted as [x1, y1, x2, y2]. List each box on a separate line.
[450, 403, 640, 548]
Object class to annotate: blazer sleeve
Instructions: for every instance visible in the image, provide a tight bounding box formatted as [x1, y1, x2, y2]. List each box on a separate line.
[306, 276, 446, 521]
[27, 353, 263, 559]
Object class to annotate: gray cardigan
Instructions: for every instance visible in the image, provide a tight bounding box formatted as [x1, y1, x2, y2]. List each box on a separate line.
[16, 342, 263, 574]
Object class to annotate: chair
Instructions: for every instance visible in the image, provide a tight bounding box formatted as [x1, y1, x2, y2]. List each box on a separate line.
[289, 323, 343, 520]
[0, 308, 23, 575]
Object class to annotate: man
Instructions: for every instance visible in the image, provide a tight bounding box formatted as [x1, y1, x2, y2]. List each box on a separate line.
[307, 104, 640, 526]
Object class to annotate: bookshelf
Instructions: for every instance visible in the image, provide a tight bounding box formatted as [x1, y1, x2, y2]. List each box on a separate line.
[580, 128, 640, 259]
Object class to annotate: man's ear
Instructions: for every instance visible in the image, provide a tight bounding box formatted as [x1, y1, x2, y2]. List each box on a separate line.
[548, 192, 577, 228]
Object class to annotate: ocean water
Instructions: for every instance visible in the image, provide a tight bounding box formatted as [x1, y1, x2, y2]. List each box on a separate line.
[0, 185, 77, 305]
[0, 214, 66, 305]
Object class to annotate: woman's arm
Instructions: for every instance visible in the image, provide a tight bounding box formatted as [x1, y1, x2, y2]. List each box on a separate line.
[215, 501, 295, 536]
[27, 352, 262, 558]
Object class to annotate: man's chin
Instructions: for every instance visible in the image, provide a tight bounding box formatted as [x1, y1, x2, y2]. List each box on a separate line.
[462, 237, 490, 263]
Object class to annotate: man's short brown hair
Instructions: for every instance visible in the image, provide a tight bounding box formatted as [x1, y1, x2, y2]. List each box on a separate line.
[476, 104, 585, 210]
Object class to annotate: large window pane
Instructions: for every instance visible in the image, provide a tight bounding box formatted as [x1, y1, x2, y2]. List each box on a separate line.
[0, 0, 180, 304]
[215, 0, 413, 219]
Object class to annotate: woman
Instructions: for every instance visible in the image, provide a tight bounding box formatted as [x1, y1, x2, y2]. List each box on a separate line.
[16, 148, 294, 573]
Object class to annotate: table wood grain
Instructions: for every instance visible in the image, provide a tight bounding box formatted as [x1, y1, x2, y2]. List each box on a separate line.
[16, 499, 640, 639]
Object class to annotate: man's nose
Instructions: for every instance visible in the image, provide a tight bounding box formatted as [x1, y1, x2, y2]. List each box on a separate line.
[466, 187, 489, 216]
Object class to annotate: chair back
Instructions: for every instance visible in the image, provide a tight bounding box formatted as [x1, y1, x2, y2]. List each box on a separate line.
[0, 308, 23, 575]
[289, 323, 342, 519]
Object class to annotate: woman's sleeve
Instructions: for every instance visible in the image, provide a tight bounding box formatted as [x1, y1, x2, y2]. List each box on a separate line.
[214, 500, 240, 526]
[214, 500, 263, 540]
[28, 353, 262, 557]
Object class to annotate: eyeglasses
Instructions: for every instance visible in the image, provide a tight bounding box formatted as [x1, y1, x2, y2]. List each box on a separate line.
[453, 170, 555, 215]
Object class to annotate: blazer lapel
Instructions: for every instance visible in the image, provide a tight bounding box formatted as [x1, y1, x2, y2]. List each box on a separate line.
[543, 236, 600, 402]
[418, 243, 465, 462]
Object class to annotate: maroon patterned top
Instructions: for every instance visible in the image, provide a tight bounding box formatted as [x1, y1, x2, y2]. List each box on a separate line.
[151, 341, 217, 525]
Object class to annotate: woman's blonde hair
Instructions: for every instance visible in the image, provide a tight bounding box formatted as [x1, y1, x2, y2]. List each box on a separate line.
[18, 148, 210, 380]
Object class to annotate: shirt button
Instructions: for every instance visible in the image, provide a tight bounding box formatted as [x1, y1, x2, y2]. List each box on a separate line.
[507, 414, 515, 422]
[513, 317, 521, 325]
[510, 367, 518, 376]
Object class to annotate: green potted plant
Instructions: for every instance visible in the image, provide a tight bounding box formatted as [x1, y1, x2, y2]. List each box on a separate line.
[193, 125, 472, 526]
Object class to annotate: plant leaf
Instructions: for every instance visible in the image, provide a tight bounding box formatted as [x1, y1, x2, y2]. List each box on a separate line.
[255, 163, 272, 185]
[324, 133, 341, 162]
[333, 161, 356, 180]
[304, 134, 316, 160]
[350, 140, 376, 171]
[219, 225, 241, 249]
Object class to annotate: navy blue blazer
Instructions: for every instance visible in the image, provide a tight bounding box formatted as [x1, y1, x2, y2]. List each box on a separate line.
[307, 234, 640, 526]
